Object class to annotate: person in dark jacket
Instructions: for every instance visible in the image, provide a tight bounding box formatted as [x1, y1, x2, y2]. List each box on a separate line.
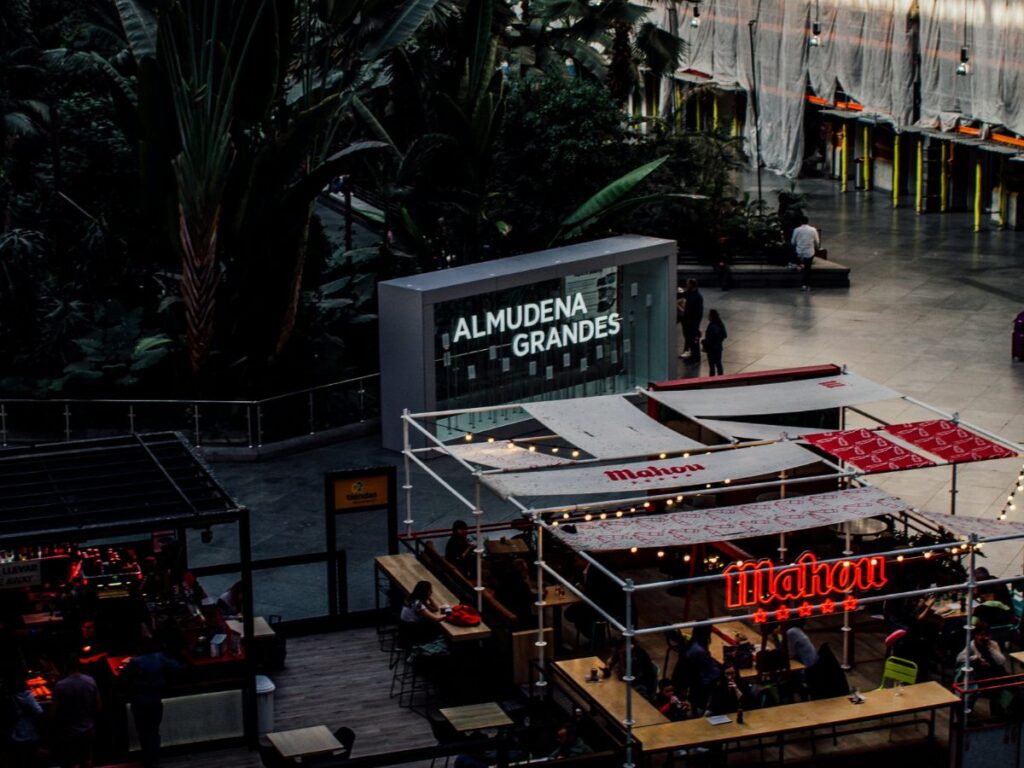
[679, 279, 704, 363]
[702, 309, 727, 376]
[122, 637, 183, 768]
[444, 520, 474, 578]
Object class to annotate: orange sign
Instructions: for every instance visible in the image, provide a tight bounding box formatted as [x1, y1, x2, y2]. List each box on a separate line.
[333, 474, 389, 510]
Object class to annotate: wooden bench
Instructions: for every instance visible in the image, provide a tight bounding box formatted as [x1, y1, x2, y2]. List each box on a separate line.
[634, 681, 958, 758]
[375, 554, 491, 642]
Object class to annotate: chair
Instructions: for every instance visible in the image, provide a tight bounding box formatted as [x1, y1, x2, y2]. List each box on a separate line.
[257, 742, 288, 768]
[333, 726, 355, 759]
[878, 655, 918, 689]
[427, 714, 460, 768]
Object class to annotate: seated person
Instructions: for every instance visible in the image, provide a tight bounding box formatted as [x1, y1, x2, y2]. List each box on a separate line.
[785, 619, 819, 669]
[604, 638, 659, 701]
[400, 580, 447, 645]
[445, 520, 475, 578]
[974, 567, 1013, 607]
[957, 624, 1007, 679]
[493, 558, 535, 628]
[654, 679, 691, 721]
[705, 663, 754, 715]
[683, 625, 722, 713]
[548, 723, 591, 759]
[217, 581, 244, 617]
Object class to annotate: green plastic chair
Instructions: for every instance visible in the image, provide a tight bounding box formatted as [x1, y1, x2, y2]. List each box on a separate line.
[878, 655, 918, 689]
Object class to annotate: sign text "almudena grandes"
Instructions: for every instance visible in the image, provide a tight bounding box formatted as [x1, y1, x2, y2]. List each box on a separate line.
[452, 293, 621, 357]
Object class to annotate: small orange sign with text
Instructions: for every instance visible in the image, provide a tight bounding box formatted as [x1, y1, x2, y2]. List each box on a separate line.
[333, 474, 389, 510]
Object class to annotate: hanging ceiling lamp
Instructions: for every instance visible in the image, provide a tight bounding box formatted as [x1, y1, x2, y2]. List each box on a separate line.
[956, 1, 970, 76]
[808, 0, 821, 47]
[691, 2, 700, 27]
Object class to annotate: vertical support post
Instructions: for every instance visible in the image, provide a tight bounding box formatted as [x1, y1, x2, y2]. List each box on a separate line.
[712, 95, 719, 131]
[841, 524, 853, 669]
[535, 521, 548, 692]
[256, 404, 264, 447]
[63, 404, 71, 442]
[998, 157, 1007, 228]
[473, 477, 484, 613]
[951, 465, 959, 516]
[623, 578, 636, 768]
[915, 139, 923, 213]
[777, 470, 787, 562]
[193, 403, 201, 446]
[402, 410, 414, 536]
[0, 403, 6, 447]
[862, 125, 871, 190]
[246, 404, 254, 448]
[892, 134, 900, 208]
[128, 404, 136, 434]
[940, 143, 948, 212]
[308, 391, 316, 435]
[748, 15, 763, 211]
[962, 537, 978, 718]
[841, 126, 849, 192]
[973, 158, 982, 232]
[695, 94, 701, 132]
[238, 508, 257, 746]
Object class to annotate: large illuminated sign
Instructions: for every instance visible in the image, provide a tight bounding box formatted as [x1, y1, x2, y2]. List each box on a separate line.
[452, 292, 621, 357]
[724, 552, 887, 610]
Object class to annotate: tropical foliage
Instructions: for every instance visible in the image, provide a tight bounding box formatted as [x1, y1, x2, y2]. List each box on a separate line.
[0, 0, 754, 399]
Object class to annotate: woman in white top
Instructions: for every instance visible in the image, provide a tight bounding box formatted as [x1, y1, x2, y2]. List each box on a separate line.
[400, 580, 446, 644]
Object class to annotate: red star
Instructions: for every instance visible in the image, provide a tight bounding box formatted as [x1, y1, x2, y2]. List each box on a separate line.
[842, 594, 858, 612]
[774, 605, 791, 621]
[820, 599, 836, 614]
[752, 608, 769, 624]
[797, 602, 814, 618]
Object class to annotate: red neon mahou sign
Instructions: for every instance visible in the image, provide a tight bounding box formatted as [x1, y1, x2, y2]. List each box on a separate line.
[723, 552, 887, 610]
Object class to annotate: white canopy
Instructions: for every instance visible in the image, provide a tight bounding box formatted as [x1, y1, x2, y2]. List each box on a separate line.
[645, 372, 901, 418]
[913, 510, 1024, 542]
[443, 441, 574, 470]
[694, 417, 823, 442]
[550, 486, 906, 551]
[480, 441, 822, 500]
[522, 395, 704, 459]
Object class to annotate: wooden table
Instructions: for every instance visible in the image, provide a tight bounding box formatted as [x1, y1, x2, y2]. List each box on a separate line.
[266, 725, 344, 761]
[634, 681, 959, 757]
[440, 702, 513, 733]
[485, 538, 528, 556]
[375, 554, 492, 642]
[552, 656, 669, 733]
[535, 585, 581, 652]
[1010, 651, 1024, 667]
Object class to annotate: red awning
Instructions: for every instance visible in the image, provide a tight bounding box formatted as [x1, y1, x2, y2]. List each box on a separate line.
[882, 420, 1018, 464]
[804, 428, 936, 473]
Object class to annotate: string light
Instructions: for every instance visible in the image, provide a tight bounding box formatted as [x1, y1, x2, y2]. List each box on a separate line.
[571, 450, 580, 458]
[552, 447, 559, 454]
[657, 550, 666, 558]
[584, 513, 592, 521]
[599, 512, 607, 520]
[528, 445, 536, 452]
[464, 433, 473, 442]
[487, 437, 495, 443]
[630, 547, 639, 554]
[563, 512, 570, 519]
[998, 463, 1024, 520]
[615, 510, 623, 518]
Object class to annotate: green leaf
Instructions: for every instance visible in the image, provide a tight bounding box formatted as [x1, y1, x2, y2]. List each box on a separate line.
[133, 335, 173, 355]
[362, 0, 442, 61]
[351, 95, 402, 162]
[113, 0, 158, 64]
[560, 156, 669, 228]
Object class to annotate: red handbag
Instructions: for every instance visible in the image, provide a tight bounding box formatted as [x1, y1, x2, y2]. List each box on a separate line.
[447, 604, 482, 627]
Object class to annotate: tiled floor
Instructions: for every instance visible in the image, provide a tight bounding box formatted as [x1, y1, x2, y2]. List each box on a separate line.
[685, 174, 1024, 577]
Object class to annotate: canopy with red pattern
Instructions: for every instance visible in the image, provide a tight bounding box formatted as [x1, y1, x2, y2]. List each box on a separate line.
[803, 428, 936, 473]
[882, 420, 1018, 464]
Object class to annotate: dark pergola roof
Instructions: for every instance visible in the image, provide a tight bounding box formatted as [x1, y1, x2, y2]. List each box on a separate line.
[0, 432, 244, 540]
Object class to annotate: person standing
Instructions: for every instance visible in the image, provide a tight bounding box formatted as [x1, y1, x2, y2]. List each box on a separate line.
[791, 215, 820, 291]
[702, 310, 727, 376]
[679, 279, 704, 363]
[123, 638, 183, 768]
[7, 670, 43, 768]
[53, 656, 101, 768]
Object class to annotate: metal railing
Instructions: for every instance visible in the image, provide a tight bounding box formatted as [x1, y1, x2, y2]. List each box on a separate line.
[0, 373, 380, 449]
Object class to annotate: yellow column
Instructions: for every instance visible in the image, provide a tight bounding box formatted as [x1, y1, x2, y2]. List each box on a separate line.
[675, 83, 682, 132]
[974, 158, 982, 232]
[999, 157, 1007, 227]
[732, 114, 739, 137]
[695, 95, 701, 132]
[862, 125, 871, 190]
[892, 134, 900, 208]
[915, 139, 923, 213]
[712, 96, 719, 131]
[841, 126, 849, 192]
[940, 144, 948, 212]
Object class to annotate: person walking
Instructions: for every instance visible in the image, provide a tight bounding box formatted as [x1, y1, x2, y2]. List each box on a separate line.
[790, 215, 820, 291]
[122, 637, 183, 768]
[702, 310, 727, 376]
[52, 656, 101, 768]
[679, 279, 704, 363]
